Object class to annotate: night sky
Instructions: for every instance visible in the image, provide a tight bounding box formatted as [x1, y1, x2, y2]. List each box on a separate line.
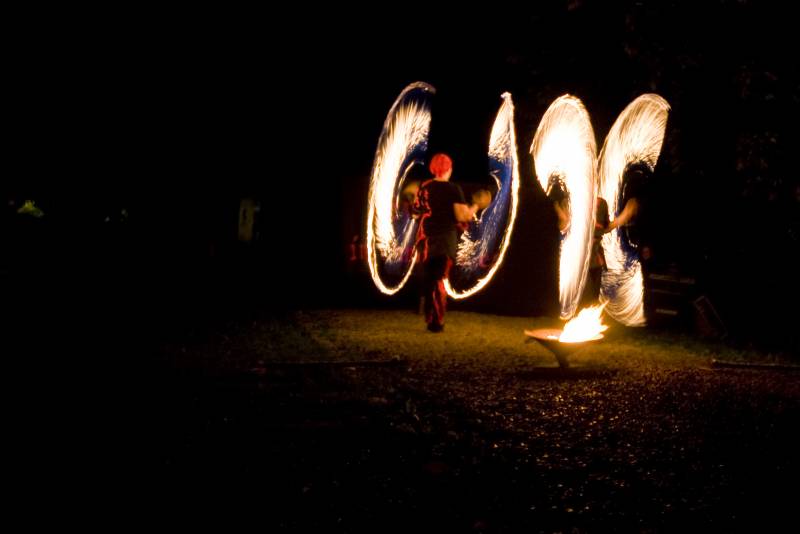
[5, 1, 798, 348]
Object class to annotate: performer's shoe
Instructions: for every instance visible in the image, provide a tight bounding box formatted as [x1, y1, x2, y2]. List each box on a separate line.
[427, 323, 444, 333]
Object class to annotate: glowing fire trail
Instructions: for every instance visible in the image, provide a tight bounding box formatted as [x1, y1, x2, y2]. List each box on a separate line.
[366, 82, 435, 295]
[445, 92, 521, 299]
[598, 94, 670, 326]
[530, 95, 598, 320]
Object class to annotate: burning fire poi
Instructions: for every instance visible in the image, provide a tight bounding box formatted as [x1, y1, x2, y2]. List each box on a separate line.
[366, 82, 435, 295]
[598, 94, 670, 326]
[530, 95, 598, 320]
[444, 92, 521, 299]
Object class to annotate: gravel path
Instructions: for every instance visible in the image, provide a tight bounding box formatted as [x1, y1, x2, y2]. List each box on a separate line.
[140, 309, 799, 532]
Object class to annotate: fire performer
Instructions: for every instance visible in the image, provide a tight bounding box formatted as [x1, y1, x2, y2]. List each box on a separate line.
[605, 165, 646, 235]
[413, 153, 491, 332]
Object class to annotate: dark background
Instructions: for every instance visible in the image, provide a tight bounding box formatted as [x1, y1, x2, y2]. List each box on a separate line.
[4, 1, 798, 353]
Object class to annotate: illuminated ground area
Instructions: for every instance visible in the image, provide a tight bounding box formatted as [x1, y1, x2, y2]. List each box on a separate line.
[144, 309, 799, 531]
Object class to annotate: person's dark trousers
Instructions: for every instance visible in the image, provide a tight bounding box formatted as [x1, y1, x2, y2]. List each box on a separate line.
[423, 255, 452, 328]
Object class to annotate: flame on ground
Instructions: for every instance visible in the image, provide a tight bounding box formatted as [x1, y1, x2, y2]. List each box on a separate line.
[559, 303, 609, 342]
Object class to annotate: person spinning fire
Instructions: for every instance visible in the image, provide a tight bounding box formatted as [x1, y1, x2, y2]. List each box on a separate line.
[605, 164, 647, 236]
[413, 153, 491, 332]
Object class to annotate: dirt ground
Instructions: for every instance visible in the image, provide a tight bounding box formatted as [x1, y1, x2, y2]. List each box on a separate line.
[123, 309, 799, 532]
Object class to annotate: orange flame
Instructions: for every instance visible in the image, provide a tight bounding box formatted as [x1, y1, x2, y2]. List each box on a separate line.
[559, 303, 608, 342]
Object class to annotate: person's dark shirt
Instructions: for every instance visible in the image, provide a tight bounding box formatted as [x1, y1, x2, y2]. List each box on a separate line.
[414, 179, 466, 258]
[415, 180, 466, 236]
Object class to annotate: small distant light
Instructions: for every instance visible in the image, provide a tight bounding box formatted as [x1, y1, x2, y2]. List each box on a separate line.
[17, 200, 44, 218]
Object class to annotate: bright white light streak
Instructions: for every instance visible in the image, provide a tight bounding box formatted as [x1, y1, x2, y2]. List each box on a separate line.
[598, 94, 670, 326]
[444, 92, 521, 299]
[366, 82, 434, 295]
[530, 95, 598, 320]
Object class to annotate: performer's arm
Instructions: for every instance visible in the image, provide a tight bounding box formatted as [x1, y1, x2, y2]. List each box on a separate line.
[606, 198, 639, 232]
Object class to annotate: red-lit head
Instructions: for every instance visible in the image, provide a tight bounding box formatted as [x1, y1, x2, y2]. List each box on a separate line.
[429, 153, 453, 179]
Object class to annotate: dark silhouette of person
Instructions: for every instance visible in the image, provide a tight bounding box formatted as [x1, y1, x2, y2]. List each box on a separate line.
[606, 165, 646, 237]
[546, 175, 570, 235]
